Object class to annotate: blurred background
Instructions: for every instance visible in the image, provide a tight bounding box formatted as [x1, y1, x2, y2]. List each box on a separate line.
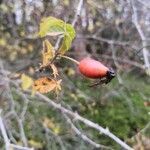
[0, 0, 150, 149]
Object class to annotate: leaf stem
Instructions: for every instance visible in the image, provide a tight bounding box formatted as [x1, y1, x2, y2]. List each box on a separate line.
[59, 55, 79, 65]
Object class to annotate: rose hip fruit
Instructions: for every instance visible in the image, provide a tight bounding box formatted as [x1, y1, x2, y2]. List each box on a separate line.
[79, 57, 109, 78]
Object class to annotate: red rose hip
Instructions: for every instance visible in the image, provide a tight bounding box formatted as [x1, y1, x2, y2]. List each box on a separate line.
[79, 57, 109, 78]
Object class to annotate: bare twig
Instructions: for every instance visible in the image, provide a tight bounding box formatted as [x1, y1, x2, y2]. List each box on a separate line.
[0, 110, 33, 150]
[63, 114, 111, 149]
[137, 0, 150, 9]
[10, 144, 33, 150]
[34, 92, 133, 150]
[0, 110, 10, 150]
[83, 35, 137, 48]
[130, 0, 150, 69]
[72, 0, 84, 27]
[55, 0, 84, 51]
[98, 54, 145, 69]
[6, 87, 28, 147]
[110, 44, 123, 84]
[44, 127, 66, 150]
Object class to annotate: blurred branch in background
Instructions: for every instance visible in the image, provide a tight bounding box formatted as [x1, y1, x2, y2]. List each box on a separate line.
[0, 0, 150, 149]
[0, 114, 33, 150]
[130, 0, 150, 70]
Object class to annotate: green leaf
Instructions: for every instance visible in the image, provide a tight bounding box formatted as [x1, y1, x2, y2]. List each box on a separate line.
[39, 16, 76, 54]
[59, 24, 76, 54]
[39, 17, 64, 37]
[21, 74, 33, 90]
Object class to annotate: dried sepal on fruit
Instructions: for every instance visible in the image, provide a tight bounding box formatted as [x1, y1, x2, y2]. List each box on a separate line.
[33, 77, 61, 94]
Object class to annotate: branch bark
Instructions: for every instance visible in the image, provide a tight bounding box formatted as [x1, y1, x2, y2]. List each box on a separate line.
[0, 110, 33, 150]
[130, 0, 150, 69]
[35, 93, 133, 150]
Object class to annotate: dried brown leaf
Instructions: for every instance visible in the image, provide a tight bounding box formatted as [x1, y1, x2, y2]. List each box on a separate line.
[33, 77, 61, 93]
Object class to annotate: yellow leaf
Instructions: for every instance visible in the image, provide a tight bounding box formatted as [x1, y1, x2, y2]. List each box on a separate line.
[0, 38, 6, 46]
[43, 117, 55, 128]
[66, 67, 75, 76]
[42, 117, 61, 135]
[50, 64, 58, 78]
[21, 74, 33, 90]
[29, 140, 42, 149]
[53, 126, 61, 135]
[42, 40, 55, 65]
